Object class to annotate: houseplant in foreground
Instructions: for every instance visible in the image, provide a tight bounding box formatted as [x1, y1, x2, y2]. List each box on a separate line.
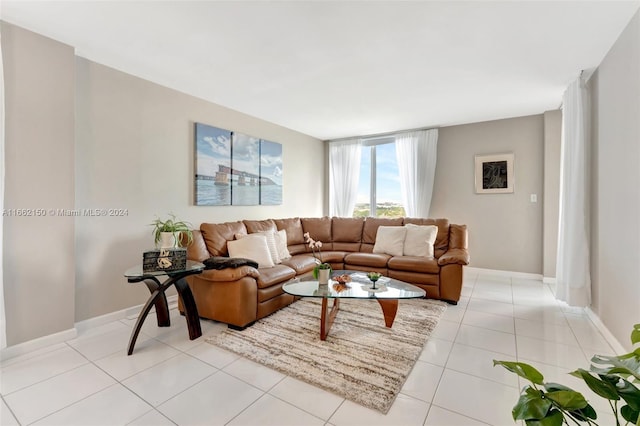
[150, 214, 194, 248]
[494, 323, 640, 425]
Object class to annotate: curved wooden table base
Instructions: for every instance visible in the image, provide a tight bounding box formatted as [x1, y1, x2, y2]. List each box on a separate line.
[127, 271, 202, 355]
[319, 298, 399, 341]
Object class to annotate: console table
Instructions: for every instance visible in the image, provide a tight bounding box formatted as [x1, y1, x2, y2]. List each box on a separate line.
[124, 261, 204, 355]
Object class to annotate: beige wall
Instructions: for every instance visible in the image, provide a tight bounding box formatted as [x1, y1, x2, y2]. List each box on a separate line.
[2, 22, 324, 345]
[431, 115, 545, 274]
[2, 23, 76, 344]
[74, 59, 323, 323]
[590, 10, 640, 350]
[543, 110, 562, 279]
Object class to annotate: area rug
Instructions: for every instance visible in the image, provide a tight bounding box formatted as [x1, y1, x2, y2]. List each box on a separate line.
[206, 298, 447, 414]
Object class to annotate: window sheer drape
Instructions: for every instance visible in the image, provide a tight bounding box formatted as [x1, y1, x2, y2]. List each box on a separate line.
[329, 139, 361, 217]
[395, 129, 438, 217]
[555, 75, 591, 307]
[1, 31, 6, 349]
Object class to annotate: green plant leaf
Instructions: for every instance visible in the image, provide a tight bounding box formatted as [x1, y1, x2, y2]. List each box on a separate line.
[621, 404, 640, 424]
[570, 369, 620, 400]
[513, 387, 552, 420]
[544, 390, 589, 410]
[599, 374, 640, 410]
[524, 409, 564, 426]
[494, 360, 545, 385]
[590, 353, 640, 381]
[544, 382, 576, 392]
[632, 324, 640, 346]
[568, 404, 598, 421]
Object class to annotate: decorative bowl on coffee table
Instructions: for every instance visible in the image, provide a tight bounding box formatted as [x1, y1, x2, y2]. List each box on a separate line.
[366, 272, 382, 289]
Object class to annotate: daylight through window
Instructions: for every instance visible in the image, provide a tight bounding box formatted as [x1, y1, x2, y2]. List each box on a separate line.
[353, 138, 406, 218]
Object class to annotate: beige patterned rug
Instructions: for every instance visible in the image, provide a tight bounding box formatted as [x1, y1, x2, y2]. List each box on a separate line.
[206, 297, 446, 414]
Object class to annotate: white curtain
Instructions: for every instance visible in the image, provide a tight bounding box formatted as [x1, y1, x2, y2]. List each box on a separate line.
[0, 30, 6, 348]
[329, 139, 361, 217]
[395, 129, 438, 217]
[555, 75, 591, 307]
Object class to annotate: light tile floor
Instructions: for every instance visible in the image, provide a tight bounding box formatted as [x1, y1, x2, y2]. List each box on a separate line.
[0, 270, 617, 425]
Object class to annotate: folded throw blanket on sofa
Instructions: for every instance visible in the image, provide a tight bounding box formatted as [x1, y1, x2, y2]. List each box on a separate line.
[203, 256, 259, 270]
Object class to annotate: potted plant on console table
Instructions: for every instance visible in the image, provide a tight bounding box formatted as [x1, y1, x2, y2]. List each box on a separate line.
[304, 232, 331, 285]
[150, 213, 194, 248]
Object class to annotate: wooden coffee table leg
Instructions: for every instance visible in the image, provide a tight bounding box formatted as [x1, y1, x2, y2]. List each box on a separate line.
[320, 298, 340, 340]
[377, 299, 399, 328]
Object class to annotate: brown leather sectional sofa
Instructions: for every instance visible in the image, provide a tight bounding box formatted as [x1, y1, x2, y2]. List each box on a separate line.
[183, 216, 469, 328]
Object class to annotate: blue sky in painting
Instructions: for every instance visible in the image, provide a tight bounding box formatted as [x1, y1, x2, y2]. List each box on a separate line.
[260, 140, 283, 186]
[195, 123, 230, 177]
[232, 133, 260, 175]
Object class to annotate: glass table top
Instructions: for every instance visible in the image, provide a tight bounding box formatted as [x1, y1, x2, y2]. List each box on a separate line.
[282, 270, 426, 299]
[124, 260, 205, 278]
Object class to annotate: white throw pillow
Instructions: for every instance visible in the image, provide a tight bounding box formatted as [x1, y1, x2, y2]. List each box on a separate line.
[235, 231, 280, 264]
[403, 224, 438, 257]
[227, 234, 275, 268]
[275, 229, 291, 261]
[372, 226, 407, 257]
[254, 231, 281, 264]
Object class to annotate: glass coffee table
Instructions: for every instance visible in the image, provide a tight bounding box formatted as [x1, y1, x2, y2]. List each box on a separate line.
[282, 270, 426, 341]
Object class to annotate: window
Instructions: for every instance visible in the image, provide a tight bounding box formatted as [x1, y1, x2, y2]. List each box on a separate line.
[353, 138, 406, 218]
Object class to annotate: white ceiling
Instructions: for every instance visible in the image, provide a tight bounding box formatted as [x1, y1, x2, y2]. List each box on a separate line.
[2, 1, 639, 140]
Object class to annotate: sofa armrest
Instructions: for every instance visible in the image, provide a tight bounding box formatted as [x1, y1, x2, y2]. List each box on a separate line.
[196, 265, 261, 283]
[438, 248, 470, 266]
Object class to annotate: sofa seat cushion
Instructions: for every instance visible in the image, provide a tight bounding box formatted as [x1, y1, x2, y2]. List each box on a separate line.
[258, 283, 290, 303]
[280, 255, 317, 275]
[388, 270, 439, 287]
[343, 252, 390, 268]
[388, 256, 440, 274]
[256, 264, 296, 289]
[317, 251, 350, 263]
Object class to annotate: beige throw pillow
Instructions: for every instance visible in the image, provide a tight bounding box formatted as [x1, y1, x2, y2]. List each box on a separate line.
[254, 231, 281, 264]
[372, 226, 407, 257]
[227, 234, 275, 268]
[275, 229, 291, 261]
[403, 224, 438, 257]
[235, 231, 280, 264]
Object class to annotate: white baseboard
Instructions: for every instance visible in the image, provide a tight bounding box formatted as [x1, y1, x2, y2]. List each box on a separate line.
[543, 276, 556, 284]
[466, 266, 543, 281]
[1, 295, 179, 362]
[0, 328, 77, 362]
[585, 307, 627, 354]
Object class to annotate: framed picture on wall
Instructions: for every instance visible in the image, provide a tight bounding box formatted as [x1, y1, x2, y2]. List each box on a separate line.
[194, 123, 232, 206]
[231, 132, 260, 206]
[474, 153, 514, 194]
[259, 140, 283, 205]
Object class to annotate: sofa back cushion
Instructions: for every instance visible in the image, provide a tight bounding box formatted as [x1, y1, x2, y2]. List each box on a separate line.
[301, 217, 333, 251]
[331, 217, 364, 252]
[273, 217, 306, 255]
[449, 224, 468, 249]
[404, 218, 450, 258]
[200, 221, 248, 256]
[243, 219, 277, 234]
[361, 217, 404, 253]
